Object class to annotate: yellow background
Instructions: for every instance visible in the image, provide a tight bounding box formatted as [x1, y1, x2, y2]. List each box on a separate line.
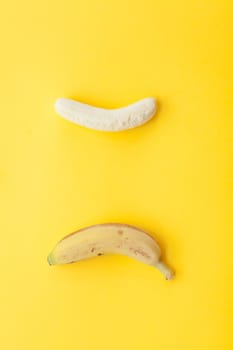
[0, 0, 232, 349]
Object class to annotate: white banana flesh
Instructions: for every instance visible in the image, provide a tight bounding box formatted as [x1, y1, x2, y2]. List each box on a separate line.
[48, 223, 174, 280]
[55, 97, 156, 131]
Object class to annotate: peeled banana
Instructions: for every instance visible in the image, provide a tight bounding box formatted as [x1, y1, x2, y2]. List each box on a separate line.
[48, 223, 174, 280]
[55, 97, 156, 131]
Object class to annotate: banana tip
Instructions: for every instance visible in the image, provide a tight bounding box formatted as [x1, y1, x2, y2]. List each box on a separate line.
[165, 270, 175, 280]
[47, 253, 55, 266]
[154, 261, 175, 280]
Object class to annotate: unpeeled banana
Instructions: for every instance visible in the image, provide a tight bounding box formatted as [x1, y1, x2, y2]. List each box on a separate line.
[47, 223, 174, 280]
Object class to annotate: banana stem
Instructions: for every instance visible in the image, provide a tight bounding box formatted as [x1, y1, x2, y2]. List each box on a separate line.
[154, 261, 174, 280]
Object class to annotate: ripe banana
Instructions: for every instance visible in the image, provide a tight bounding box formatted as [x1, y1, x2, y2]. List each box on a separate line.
[47, 223, 174, 280]
[55, 97, 156, 131]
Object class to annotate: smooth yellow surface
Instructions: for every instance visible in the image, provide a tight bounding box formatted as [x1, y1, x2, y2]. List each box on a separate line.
[0, 1, 232, 349]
